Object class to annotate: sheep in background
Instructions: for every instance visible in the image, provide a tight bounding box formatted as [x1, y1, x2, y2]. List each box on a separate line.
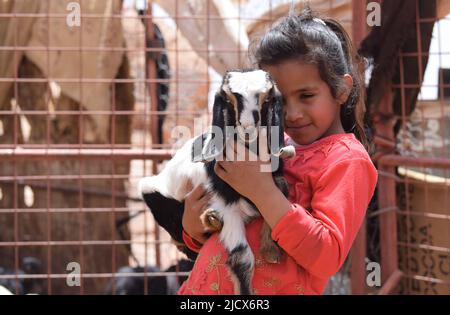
[0, 256, 42, 295]
[104, 259, 194, 295]
[139, 69, 294, 295]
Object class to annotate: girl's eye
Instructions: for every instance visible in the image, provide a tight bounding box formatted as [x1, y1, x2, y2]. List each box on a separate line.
[301, 94, 315, 99]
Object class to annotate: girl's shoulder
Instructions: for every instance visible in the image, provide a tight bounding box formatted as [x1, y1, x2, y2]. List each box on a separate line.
[284, 133, 373, 172]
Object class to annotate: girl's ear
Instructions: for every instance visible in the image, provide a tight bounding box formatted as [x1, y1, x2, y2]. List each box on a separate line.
[337, 74, 353, 105]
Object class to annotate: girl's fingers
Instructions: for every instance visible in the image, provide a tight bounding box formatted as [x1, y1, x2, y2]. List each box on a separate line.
[214, 161, 227, 175]
[199, 192, 212, 204]
[191, 193, 211, 215]
[185, 180, 194, 193]
[188, 184, 206, 200]
[228, 140, 259, 162]
[240, 141, 260, 161]
[196, 194, 211, 212]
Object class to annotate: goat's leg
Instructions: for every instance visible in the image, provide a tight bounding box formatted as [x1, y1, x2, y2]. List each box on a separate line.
[273, 174, 289, 197]
[200, 208, 223, 233]
[220, 211, 254, 295]
[259, 222, 283, 263]
[258, 174, 286, 263]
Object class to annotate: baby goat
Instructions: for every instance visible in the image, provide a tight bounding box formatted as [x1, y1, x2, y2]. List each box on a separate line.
[139, 70, 294, 295]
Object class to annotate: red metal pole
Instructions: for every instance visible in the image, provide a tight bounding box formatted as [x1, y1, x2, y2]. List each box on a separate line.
[144, 1, 162, 270]
[0, 148, 173, 160]
[378, 163, 398, 285]
[376, 89, 399, 288]
[379, 155, 450, 169]
[350, 0, 368, 295]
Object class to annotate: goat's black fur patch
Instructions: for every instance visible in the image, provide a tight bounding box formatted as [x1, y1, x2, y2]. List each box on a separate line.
[142, 192, 197, 260]
[252, 110, 260, 125]
[227, 244, 253, 295]
[235, 92, 244, 117]
[104, 259, 195, 295]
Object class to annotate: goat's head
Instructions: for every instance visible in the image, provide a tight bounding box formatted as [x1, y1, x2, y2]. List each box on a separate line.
[194, 70, 287, 163]
[217, 70, 282, 143]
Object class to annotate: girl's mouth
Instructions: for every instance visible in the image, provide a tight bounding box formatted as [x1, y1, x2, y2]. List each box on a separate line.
[286, 123, 312, 131]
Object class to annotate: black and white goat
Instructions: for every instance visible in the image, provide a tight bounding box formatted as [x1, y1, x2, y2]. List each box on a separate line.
[104, 259, 195, 295]
[139, 70, 294, 295]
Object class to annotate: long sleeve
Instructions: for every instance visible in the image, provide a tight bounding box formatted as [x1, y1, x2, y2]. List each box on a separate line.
[182, 230, 203, 253]
[271, 158, 378, 279]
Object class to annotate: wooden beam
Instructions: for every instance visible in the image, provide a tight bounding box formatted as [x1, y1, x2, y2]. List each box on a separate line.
[378, 269, 403, 295]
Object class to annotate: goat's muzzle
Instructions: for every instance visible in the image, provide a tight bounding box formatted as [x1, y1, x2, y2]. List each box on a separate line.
[236, 126, 258, 143]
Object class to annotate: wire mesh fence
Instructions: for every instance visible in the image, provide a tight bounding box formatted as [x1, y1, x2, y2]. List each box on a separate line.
[362, 0, 450, 295]
[0, 0, 448, 295]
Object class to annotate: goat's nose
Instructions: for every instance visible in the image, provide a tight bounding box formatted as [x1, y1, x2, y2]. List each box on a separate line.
[240, 123, 256, 130]
[236, 125, 258, 143]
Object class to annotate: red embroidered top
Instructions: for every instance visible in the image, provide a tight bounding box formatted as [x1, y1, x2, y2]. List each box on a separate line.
[178, 133, 378, 295]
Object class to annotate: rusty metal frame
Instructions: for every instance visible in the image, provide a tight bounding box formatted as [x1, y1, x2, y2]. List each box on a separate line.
[0, 0, 180, 295]
[1, 0, 448, 295]
[349, 0, 369, 295]
[351, 0, 450, 295]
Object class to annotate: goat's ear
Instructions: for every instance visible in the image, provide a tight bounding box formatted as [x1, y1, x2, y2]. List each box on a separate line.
[212, 91, 230, 151]
[212, 91, 227, 130]
[192, 132, 222, 163]
[267, 88, 285, 155]
[192, 133, 206, 162]
[192, 92, 228, 163]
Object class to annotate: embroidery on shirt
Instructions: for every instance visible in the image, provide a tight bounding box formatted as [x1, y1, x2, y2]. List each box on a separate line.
[188, 287, 197, 294]
[203, 252, 237, 294]
[206, 253, 222, 273]
[255, 257, 269, 270]
[210, 282, 220, 292]
[295, 283, 305, 295]
[263, 277, 281, 288]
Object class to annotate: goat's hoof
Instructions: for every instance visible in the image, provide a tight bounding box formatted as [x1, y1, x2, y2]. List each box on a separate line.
[201, 209, 223, 232]
[260, 244, 282, 264]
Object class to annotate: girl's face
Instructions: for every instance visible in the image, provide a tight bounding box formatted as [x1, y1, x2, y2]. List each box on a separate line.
[263, 60, 351, 145]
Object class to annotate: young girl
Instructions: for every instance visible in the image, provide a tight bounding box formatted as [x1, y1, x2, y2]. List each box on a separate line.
[178, 9, 378, 295]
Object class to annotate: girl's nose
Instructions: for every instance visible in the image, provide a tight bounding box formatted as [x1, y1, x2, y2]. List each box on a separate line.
[284, 103, 304, 122]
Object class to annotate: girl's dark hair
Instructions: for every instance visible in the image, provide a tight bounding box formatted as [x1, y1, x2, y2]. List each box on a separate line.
[251, 8, 368, 148]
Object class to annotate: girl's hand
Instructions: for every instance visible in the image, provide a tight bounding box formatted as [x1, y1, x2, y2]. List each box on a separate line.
[214, 136, 292, 228]
[214, 140, 276, 203]
[182, 184, 212, 244]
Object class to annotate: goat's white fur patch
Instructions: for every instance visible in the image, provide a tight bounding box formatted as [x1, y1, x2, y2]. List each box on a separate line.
[139, 135, 260, 254]
[139, 137, 207, 201]
[220, 207, 252, 252]
[226, 70, 272, 129]
[227, 70, 272, 96]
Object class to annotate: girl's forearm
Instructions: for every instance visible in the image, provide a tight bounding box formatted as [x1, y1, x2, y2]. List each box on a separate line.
[251, 182, 292, 229]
